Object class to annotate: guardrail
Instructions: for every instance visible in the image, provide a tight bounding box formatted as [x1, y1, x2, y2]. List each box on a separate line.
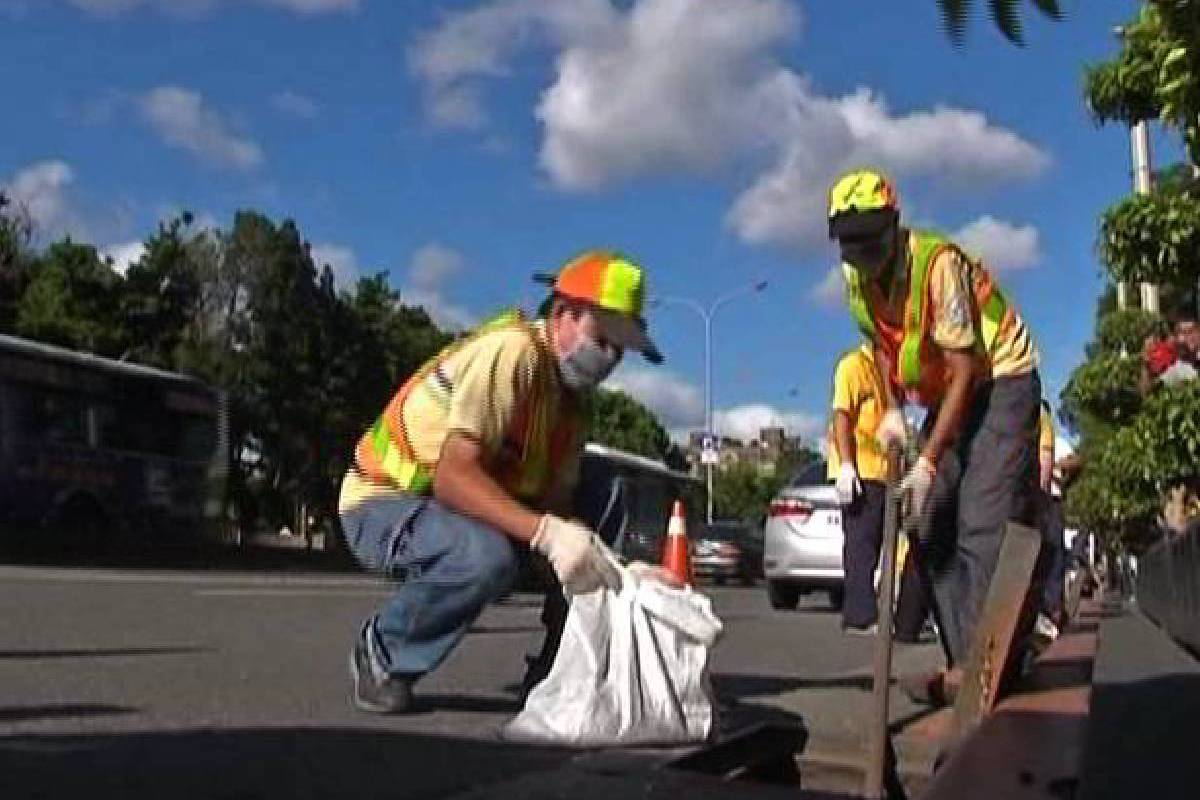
[1137, 524, 1200, 656]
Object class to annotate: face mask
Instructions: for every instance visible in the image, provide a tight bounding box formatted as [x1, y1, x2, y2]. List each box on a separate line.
[839, 228, 895, 276]
[558, 335, 619, 391]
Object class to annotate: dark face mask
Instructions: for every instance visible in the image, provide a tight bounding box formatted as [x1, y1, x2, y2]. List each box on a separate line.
[839, 229, 896, 276]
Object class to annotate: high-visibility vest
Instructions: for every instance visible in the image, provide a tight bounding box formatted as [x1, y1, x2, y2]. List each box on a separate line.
[353, 310, 581, 504]
[842, 230, 1015, 405]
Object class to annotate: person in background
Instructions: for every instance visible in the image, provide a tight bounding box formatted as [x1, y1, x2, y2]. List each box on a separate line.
[828, 344, 891, 634]
[1035, 400, 1067, 639]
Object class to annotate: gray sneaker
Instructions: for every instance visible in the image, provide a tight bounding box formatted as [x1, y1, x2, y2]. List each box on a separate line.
[350, 621, 414, 714]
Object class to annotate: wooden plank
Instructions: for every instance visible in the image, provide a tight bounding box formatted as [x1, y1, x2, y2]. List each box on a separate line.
[950, 521, 1041, 739]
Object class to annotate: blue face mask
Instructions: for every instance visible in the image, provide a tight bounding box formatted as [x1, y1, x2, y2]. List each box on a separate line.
[558, 336, 619, 391]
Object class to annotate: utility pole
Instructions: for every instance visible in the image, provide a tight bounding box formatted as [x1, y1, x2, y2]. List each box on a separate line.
[1131, 120, 1161, 314]
[652, 281, 768, 524]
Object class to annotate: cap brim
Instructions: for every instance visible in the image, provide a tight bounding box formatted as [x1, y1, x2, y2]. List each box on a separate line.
[829, 208, 896, 240]
[596, 308, 663, 364]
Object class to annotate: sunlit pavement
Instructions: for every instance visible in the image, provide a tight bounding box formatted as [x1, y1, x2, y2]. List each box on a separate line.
[0, 563, 942, 797]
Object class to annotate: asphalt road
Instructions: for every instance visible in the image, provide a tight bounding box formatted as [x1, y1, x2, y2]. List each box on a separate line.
[0, 558, 941, 799]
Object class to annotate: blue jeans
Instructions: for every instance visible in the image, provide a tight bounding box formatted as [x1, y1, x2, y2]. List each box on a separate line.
[340, 492, 520, 680]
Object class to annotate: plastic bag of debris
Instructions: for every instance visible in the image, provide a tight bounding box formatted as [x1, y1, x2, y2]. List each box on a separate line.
[503, 563, 723, 747]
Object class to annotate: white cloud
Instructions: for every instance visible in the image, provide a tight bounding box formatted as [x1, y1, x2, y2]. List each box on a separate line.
[952, 215, 1042, 271]
[138, 86, 263, 170]
[607, 366, 821, 445]
[402, 243, 475, 330]
[409, 242, 465, 289]
[3, 159, 134, 243]
[412, 0, 1049, 253]
[62, 0, 356, 15]
[810, 266, 843, 308]
[607, 366, 705, 430]
[271, 89, 319, 118]
[715, 404, 824, 444]
[2, 160, 75, 236]
[101, 240, 146, 275]
[310, 242, 359, 289]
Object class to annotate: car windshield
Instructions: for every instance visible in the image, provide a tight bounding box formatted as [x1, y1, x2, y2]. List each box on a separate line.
[788, 460, 829, 488]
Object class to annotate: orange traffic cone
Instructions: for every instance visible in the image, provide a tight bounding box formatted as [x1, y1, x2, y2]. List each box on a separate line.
[661, 499, 693, 586]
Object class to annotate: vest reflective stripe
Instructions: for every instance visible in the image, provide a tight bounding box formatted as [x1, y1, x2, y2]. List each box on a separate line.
[354, 310, 575, 502]
[842, 231, 1011, 392]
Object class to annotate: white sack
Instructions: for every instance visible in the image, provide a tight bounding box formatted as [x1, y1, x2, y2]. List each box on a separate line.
[503, 567, 723, 747]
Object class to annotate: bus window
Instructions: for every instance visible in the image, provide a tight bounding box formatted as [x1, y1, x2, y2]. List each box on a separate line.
[177, 414, 217, 463]
[20, 388, 88, 446]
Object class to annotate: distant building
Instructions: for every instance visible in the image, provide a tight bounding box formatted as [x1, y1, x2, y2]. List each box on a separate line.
[683, 426, 808, 477]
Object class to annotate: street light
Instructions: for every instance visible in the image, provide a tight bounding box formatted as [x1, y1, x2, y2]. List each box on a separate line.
[651, 279, 769, 524]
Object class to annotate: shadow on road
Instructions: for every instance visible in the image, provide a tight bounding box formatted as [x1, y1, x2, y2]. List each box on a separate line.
[0, 726, 570, 800]
[0, 646, 207, 661]
[0, 704, 137, 723]
[713, 672, 875, 698]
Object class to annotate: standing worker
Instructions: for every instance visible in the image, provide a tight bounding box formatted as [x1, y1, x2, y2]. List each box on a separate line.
[1036, 400, 1067, 638]
[338, 250, 662, 713]
[828, 343, 891, 634]
[825, 169, 1041, 704]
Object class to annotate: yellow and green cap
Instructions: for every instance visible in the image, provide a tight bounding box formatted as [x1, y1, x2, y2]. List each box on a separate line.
[535, 250, 662, 364]
[827, 169, 900, 240]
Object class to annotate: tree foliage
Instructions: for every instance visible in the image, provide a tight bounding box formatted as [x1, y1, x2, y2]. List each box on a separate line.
[1084, 1, 1200, 163]
[1062, 1, 1200, 548]
[585, 389, 687, 471]
[935, 0, 1062, 45]
[1099, 182, 1200, 286]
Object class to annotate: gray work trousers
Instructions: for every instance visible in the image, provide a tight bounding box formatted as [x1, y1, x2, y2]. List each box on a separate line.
[919, 370, 1041, 666]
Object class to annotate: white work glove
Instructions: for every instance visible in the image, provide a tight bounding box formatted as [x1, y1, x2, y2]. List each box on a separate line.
[899, 455, 937, 519]
[875, 408, 907, 449]
[628, 561, 685, 588]
[835, 463, 861, 507]
[531, 515, 621, 595]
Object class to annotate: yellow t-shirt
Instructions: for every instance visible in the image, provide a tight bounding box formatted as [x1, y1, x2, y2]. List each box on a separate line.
[1038, 406, 1055, 456]
[828, 345, 889, 483]
[339, 319, 582, 513]
[926, 245, 1038, 379]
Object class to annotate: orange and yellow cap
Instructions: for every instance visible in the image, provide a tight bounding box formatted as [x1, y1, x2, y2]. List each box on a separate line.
[535, 250, 662, 364]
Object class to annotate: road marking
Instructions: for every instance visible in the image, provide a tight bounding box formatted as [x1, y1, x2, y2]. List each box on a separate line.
[193, 588, 393, 598]
[0, 565, 387, 589]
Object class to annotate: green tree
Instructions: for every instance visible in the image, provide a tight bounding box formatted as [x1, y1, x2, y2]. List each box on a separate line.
[585, 389, 687, 470]
[120, 213, 210, 369]
[16, 238, 125, 356]
[0, 191, 33, 332]
[1063, 0, 1200, 548]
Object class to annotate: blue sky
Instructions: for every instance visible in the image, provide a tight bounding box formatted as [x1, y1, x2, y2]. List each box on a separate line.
[0, 0, 1170, 444]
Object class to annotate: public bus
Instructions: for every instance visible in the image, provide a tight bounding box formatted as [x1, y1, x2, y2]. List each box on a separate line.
[574, 442, 706, 561]
[0, 334, 228, 547]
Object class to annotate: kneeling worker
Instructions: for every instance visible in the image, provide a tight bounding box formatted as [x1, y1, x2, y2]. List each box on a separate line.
[338, 251, 662, 713]
[826, 169, 1041, 701]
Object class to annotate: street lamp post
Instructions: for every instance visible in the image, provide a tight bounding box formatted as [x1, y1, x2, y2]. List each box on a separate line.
[653, 280, 768, 524]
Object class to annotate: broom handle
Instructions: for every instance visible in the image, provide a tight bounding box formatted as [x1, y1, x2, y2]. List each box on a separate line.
[864, 444, 906, 799]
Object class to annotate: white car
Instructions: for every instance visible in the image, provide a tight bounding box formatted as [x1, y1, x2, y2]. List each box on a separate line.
[763, 460, 844, 610]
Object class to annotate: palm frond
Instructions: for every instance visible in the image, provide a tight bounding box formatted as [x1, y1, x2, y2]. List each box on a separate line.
[989, 0, 1026, 45]
[937, 0, 971, 44]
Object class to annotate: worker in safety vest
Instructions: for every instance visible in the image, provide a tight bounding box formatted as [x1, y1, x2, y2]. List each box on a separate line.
[825, 169, 1041, 704]
[338, 250, 662, 714]
[826, 344, 891, 634]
